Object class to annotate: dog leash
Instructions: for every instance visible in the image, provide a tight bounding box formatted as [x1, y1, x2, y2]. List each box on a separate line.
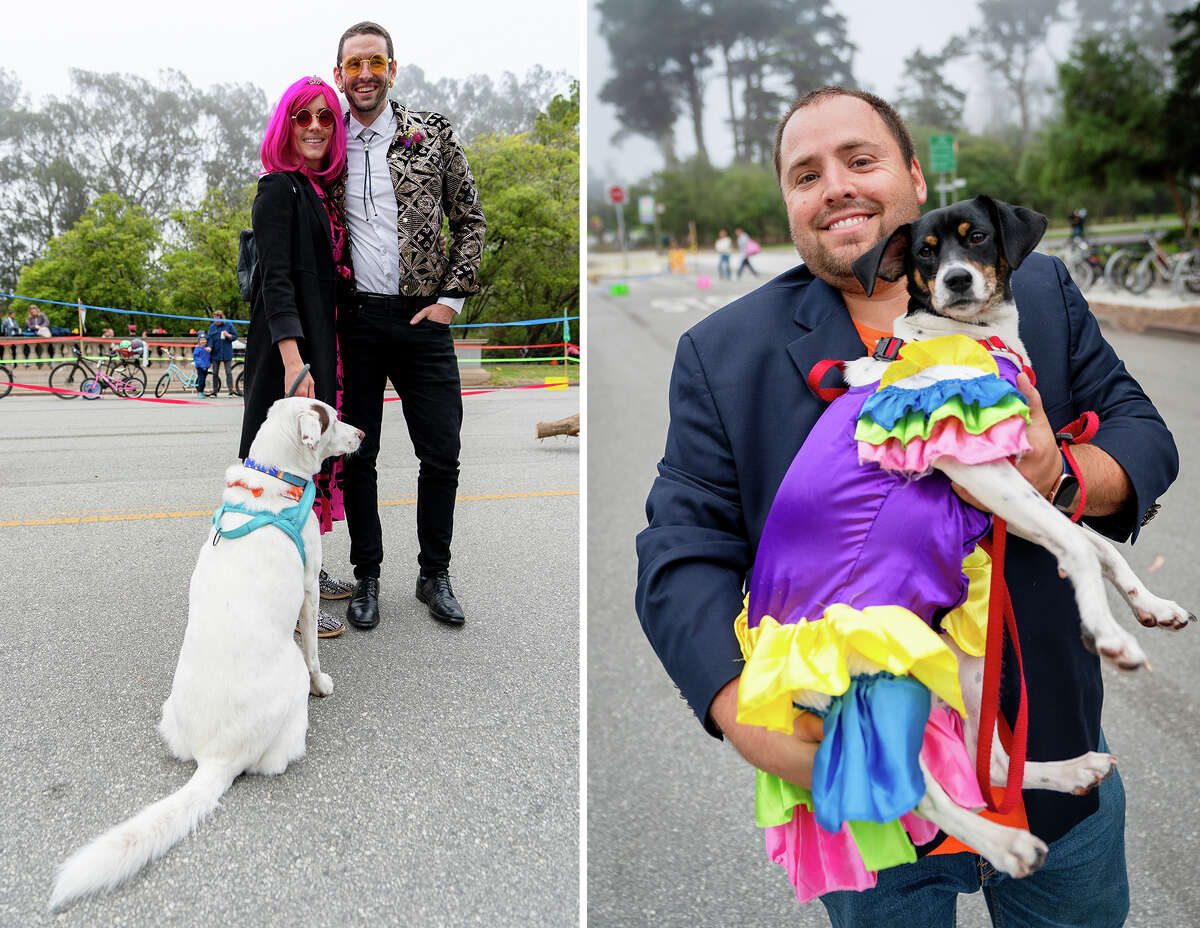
[285, 363, 311, 398]
[1054, 411, 1098, 523]
[975, 518, 1029, 815]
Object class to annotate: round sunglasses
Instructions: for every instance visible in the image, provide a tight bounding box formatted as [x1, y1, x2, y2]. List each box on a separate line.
[340, 54, 391, 76]
[291, 107, 336, 129]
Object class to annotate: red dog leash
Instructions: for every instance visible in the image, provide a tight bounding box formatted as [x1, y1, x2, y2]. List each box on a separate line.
[976, 519, 1029, 814]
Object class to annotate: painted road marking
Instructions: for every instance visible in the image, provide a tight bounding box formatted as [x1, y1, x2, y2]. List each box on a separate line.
[0, 489, 578, 528]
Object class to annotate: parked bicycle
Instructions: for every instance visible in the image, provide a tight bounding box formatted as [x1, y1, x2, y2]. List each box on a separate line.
[1062, 238, 1104, 290]
[48, 345, 146, 399]
[1104, 232, 1200, 294]
[154, 358, 199, 397]
[0, 362, 11, 399]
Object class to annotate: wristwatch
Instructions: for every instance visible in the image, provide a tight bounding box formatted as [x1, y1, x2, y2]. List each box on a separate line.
[1048, 453, 1080, 514]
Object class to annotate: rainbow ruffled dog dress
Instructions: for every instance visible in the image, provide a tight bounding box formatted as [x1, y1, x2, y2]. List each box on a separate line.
[736, 334, 1032, 901]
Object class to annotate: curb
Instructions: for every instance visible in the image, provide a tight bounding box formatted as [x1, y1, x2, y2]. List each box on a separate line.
[1088, 299, 1200, 338]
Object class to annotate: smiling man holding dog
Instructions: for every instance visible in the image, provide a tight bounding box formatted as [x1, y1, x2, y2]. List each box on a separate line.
[330, 21, 485, 631]
[635, 87, 1178, 926]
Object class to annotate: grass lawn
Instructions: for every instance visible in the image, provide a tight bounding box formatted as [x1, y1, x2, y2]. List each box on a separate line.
[480, 362, 579, 387]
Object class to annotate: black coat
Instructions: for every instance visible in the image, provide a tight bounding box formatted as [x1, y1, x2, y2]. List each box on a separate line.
[239, 171, 341, 459]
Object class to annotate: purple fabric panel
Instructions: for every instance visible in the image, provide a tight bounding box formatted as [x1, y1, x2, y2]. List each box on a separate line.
[747, 383, 990, 629]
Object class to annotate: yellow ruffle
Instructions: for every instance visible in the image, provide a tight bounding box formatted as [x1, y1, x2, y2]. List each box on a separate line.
[734, 603, 966, 734]
[880, 335, 998, 387]
[941, 545, 990, 657]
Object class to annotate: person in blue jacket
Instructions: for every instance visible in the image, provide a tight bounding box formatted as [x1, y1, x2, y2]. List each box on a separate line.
[206, 309, 238, 396]
[192, 334, 211, 397]
[635, 86, 1178, 927]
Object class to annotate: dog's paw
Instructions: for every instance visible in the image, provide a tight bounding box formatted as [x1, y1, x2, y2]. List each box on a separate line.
[988, 829, 1048, 879]
[1131, 595, 1195, 631]
[1081, 627, 1147, 672]
[1028, 752, 1116, 795]
[310, 672, 334, 697]
[1065, 752, 1117, 795]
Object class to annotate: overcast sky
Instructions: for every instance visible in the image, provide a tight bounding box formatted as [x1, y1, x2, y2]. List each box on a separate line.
[4, 0, 579, 109]
[587, 0, 1052, 185]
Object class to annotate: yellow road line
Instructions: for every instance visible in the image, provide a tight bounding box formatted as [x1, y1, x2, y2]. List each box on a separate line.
[0, 489, 578, 528]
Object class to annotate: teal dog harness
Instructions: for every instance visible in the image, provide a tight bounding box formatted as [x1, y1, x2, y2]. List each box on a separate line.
[211, 458, 315, 565]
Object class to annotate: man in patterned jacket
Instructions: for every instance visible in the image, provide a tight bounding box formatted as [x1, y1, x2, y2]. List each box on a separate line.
[331, 20, 486, 630]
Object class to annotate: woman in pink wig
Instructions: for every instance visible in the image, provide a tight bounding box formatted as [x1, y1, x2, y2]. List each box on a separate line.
[238, 76, 354, 637]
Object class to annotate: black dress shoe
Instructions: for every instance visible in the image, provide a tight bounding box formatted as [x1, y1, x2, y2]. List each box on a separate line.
[416, 571, 465, 626]
[346, 577, 380, 629]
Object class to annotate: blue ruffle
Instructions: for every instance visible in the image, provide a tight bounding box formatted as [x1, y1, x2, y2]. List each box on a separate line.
[860, 375, 1023, 430]
[810, 672, 931, 834]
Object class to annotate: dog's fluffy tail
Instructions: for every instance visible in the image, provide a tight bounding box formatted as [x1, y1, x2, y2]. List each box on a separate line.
[49, 760, 238, 911]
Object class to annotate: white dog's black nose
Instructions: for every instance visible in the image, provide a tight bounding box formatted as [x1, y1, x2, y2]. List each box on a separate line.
[943, 268, 973, 293]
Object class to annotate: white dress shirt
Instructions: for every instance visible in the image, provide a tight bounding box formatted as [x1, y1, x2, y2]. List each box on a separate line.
[345, 107, 464, 313]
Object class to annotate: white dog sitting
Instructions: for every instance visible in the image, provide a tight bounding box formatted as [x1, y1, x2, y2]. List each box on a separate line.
[50, 397, 363, 910]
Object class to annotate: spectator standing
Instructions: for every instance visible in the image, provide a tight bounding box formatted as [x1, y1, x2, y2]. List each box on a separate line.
[192, 335, 211, 396]
[207, 309, 237, 396]
[1, 311, 18, 360]
[714, 229, 733, 280]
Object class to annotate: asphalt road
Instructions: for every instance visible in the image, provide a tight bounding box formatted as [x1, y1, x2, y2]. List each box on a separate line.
[0, 384, 579, 926]
[587, 254, 1200, 927]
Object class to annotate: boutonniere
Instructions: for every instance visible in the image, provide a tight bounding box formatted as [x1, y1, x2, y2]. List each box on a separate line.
[399, 128, 424, 148]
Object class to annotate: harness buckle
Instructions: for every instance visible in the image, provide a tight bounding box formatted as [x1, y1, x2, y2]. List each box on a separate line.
[872, 336, 905, 361]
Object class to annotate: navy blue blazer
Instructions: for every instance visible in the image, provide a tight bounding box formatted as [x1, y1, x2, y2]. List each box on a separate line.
[635, 252, 1178, 842]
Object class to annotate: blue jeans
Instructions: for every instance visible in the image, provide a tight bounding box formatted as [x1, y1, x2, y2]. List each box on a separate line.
[820, 738, 1128, 928]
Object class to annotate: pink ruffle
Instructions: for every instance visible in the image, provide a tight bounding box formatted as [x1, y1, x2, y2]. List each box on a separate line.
[900, 810, 938, 846]
[858, 416, 1031, 475]
[922, 706, 987, 810]
[762, 707, 985, 902]
[765, 810, 877, 903]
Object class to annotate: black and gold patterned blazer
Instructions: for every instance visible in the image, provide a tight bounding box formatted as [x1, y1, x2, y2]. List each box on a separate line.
[333, 101, 486, 299]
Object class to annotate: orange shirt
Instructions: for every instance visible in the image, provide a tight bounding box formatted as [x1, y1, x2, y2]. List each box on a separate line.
[851, 318, 1030, 855]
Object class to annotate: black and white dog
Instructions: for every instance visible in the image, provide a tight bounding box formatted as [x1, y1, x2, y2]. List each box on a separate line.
[839, 195, 1193, 875]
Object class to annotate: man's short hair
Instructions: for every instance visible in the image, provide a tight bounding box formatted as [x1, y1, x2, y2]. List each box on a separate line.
[773, 86, 915, 182]
[337, 21, 394, 64]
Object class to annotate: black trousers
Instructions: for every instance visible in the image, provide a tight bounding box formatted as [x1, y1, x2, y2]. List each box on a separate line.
[338, 294, 462, 578]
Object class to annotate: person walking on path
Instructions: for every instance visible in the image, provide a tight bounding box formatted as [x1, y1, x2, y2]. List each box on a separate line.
[715, 229, 733, 280]
[735, 227, 758, 278]
[330, 20, 486, 631]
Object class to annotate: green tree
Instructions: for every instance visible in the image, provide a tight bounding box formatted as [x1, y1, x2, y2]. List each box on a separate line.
[897, 46, 966, 131]
[1034, 37, 1175, 221]
[160, 185, 255, 327]
[390, 64, 570, 143]
[12, 193, 161, 333]
[956, 0, 1065, 147]
[466, 123, 578, 350]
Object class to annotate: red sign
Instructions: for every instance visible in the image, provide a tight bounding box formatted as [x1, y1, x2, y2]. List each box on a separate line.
[607, 185, 626, 204]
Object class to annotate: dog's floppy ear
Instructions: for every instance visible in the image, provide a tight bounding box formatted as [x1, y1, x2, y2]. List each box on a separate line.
[852, 224, 911, 297]
[976, 195, 1048, 270]
[297, 405, 327, 450]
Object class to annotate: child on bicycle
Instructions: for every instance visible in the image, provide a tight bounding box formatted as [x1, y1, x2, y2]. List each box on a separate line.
[193, 335, 211, 397]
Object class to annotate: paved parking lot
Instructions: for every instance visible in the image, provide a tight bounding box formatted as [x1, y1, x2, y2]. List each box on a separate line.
[0, 385, 580, 926]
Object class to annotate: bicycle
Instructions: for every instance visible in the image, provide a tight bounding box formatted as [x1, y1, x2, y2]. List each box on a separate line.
[1062, 238, 1104, 290]
[48, 345, 146, 399]
[154, 359, 199, 397]
[0, 362, 11, 399]
[1126, 235, 1178, 294]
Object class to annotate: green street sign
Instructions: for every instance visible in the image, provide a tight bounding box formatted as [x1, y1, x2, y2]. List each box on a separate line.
[930, 134, 957, 173]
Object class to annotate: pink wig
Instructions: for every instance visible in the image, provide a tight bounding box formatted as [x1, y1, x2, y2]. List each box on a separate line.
[259, 77, 346, 185]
